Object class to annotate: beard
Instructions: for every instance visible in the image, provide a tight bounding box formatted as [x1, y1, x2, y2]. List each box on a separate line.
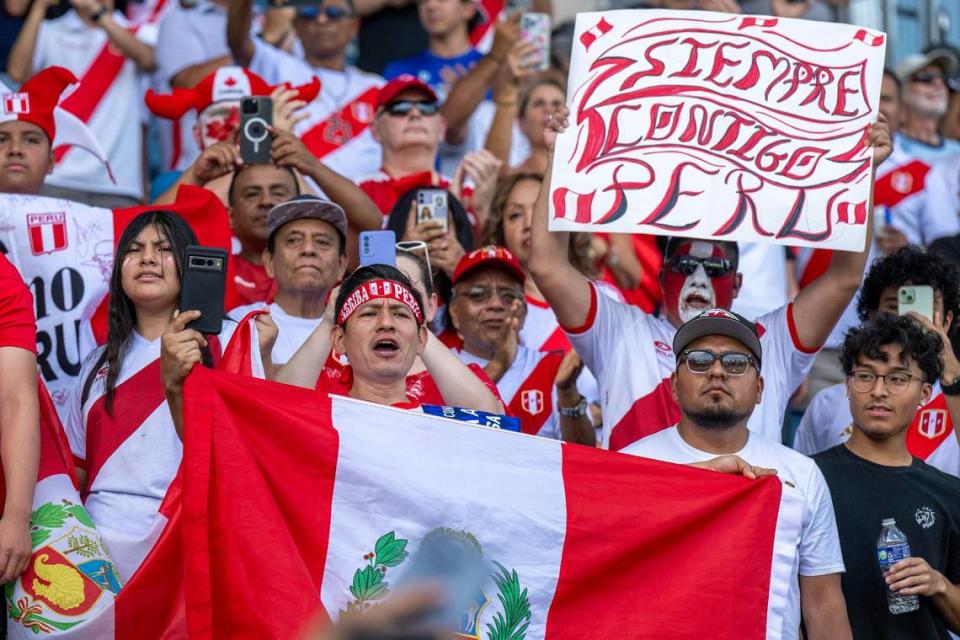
[903, 91, 948, 119]
[684, 404, 752, 430]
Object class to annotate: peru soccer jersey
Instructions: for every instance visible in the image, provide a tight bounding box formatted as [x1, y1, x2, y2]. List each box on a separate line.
[357, 169, 475, 220]
[456, 345, 565, 440]
[794, 383, 959, 477]
[568, 283, 817, 450]
[249, 39, 383, 181]
[0, 253, 36, 353]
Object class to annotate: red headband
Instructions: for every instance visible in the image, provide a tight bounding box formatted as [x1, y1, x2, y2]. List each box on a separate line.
[337, 279, 423, 326]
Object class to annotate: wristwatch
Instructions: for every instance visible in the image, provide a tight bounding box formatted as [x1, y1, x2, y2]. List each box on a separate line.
[941, 375, 960, 396]
[559, 397, 588, 418]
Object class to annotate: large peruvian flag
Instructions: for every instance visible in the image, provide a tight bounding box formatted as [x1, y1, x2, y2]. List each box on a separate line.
[180, 367, 796, 639]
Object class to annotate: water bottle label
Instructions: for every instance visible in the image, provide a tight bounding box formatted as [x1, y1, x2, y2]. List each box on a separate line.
[878, 544, 911, 570]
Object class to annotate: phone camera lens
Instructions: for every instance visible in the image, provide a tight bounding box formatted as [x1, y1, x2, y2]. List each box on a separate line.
[206, 260, 214, 267]
[241, 99, 258, 115]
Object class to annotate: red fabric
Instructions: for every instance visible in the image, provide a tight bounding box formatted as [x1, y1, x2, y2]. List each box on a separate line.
[597, 233, 663, 312]
[874, 159, 930, 208]
[608, 377, 682, 451]
[0, 253, 36, 352]
[233, 254, 275, 306]
[559, 281, 598, 335]
[785, 302, 819, 354]
[6, 66, 77, 143]
[507, 350, 564, 435]
[906, 392, 954, 460]
[300, 86, 380, 160]
[546, 443, 781, 639]
[359, 170, 474, 217]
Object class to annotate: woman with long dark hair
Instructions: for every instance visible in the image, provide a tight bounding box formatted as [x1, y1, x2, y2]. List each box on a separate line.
[65, 210, 229, 582]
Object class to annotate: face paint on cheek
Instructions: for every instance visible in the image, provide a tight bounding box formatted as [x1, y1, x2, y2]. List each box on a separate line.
[199, 107, 240, 147]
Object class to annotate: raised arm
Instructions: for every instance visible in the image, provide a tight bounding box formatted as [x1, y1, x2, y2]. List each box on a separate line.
[85, 3, 156, 72]
[526, 106, 594, 330]
[420, 332, 504, 414]
[273, 298, 337, 388]
[5, 0, 47, 83]
[227, 0, 256, 68]
[160, 310, 207, 440]
[790, 116, 892, 349]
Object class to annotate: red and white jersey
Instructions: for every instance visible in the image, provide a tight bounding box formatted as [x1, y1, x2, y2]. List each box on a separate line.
[624, 426, 844, 640]
[33, 11, 158, 199]
[569, 283, 817, 449]
[794, 383, 959, 477]
[357, 169, 474, 221]
[223, 301, 324, 366]
[456, 345, 565, 440]
[920, 154, 960, 239]
[249, 39, 383, 181]
[0, 252, 36, 353]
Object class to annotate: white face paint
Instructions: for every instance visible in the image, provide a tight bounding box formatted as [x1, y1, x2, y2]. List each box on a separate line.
[677, 241, 717, 323]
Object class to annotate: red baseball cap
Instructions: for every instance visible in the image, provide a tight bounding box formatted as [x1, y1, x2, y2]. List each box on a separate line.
[376, 75, 438, 111]
[453, 246, 526, 286]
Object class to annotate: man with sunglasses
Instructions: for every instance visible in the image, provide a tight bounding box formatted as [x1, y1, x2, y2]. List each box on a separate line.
[814, 314, 960, 640]
[228, 0, 385, 181]
[529, 106, 890, 451]
[625, 308, 852, 640]
[448, 246, 595, 444]
[895, 50, 960, 164]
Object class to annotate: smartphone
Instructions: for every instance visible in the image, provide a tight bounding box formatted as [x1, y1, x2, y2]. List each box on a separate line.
[179, 246, 228, 335]
[898, 285, 934, 323]
[521, 12, 551, 73]
[359, 230, 397, 267]
[416, 189, 449, 233]
[239, 97, 273, 165]
[873, 205, 892, 238]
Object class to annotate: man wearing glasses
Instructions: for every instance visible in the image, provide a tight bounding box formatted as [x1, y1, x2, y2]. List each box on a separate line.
[624, 308, 852, 640]
[448, 246, 595, 445]
[814, 314, 960, 639]
[894, 50, 960, 164]
[227, 0, 385, 180]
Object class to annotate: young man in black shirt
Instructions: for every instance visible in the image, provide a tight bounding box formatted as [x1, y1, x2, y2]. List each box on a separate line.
[815, 314, 960, 639]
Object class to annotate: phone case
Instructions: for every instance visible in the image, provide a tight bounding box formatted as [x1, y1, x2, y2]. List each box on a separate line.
[179, 246, 228, 335]
[898, 285, 935, 323]
[521, 13, 551, 73]
[416, 189, 449, 232]
[359, 230, 397, 267]
[239, 97, 273, 165]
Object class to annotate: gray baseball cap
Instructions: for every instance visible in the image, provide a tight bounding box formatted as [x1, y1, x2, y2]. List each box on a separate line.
[266, 195, 348, 242]
[673, 308, 762, 367]
[895, 49, 959, 82]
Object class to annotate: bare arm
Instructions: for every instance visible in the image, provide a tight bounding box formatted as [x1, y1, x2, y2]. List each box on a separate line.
[227, 0, 255, 67]
[170, 55, 230, 88]
[161, 310, 207, 441]
[0, 347, 39, 583]
[351, 0, 412, 16]
[273, 319, 335, 388]
[420, 332, 503, 414]
[527, 106, 594, 330]
[96, 11, 156, 71]
[790, 117, 892, 349]
[483, 40, 534, 170]
[555, 351, 595, 446]
[800, 573, 853, 640]
[4, 0, 30, 16]
[6, 0, 47, 83]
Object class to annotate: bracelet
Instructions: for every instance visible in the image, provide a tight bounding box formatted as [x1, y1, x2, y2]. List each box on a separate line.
[941, 375, 960, 396]
[558, 397, 588, 418]
[90, 5, 107, 22]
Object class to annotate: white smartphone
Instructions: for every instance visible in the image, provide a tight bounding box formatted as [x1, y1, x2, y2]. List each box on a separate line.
[416, 189, 449, 233]
[521, 13, 551, 72]
[898, 285, 935, 323]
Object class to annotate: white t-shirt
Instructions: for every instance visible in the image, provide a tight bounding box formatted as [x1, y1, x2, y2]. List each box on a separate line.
[623, 425, 845, 640]
[731, 242, 789, 322]
[794, 382, 959, 477]
[248, 38, 383, 181]
[34, 11, 158, 199]
[567, 282, 817, 449]
[153, 0, 231, 171]
[223, 301, 324, 365]
[439, 99, 529, 178]
[918, 154, 960, 243]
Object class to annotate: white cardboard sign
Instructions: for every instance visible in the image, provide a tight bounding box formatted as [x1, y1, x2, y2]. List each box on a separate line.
[550, 10, 886, 251]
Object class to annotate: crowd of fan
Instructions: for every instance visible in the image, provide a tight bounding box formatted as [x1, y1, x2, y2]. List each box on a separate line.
[1, 0, 960, 637]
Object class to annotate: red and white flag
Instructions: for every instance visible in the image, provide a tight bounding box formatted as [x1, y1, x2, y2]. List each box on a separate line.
[178, 367, 794, 639]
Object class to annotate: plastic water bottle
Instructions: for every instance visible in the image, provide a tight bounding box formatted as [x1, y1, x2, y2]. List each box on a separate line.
[877, 518, 920, 614]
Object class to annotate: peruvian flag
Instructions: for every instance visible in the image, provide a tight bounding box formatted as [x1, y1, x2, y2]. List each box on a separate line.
[179, 367, 794, 638]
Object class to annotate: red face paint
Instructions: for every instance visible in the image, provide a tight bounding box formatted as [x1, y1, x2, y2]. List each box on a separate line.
[663, 241, 735, 324]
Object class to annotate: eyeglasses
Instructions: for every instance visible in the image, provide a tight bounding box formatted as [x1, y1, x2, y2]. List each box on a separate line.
[667, 254, 734, 278]
[457, 286, 524, 306]
[848, 369, 922, 395]
[910, 71, 946, 84]
[678, 349, 757, 375]
[396, 240, 433, 288]
[381, 100, 440, 117]
[296, 5, 352, 20]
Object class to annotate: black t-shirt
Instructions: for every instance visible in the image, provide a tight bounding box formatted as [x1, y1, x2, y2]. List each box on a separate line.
[814, 445, 960, 639]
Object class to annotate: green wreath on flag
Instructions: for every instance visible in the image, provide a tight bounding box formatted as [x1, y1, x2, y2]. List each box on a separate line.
[340, 530, 531, 640]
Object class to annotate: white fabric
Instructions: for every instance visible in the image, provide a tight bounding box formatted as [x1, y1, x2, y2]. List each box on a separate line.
[731, 242, 789, 322]
[33, 11, 158, 199]
[568, 283, 816, 448]
[918, 154, 960, 242]
[153, 0, 230, 171]
[439, 99, 529, 177]
[248, 38, 383, 181]
[456, 345, 561, 440]
[224, 301, 324, 365]
[623, 426, 845, 640]
[793, 382, 960, 477]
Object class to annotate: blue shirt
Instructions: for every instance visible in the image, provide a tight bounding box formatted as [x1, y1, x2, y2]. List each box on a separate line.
[383, 48, 484, 103]
[895, 132, 960, 164]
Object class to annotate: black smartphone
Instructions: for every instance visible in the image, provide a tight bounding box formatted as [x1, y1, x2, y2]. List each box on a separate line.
[179, 246, 228, 335]
[239, 96, 273, 165]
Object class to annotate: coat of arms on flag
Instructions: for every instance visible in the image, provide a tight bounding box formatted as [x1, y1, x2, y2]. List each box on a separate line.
[27, 213, 68, 256]
[919, 409, 947, 439]
[3, 93, 30, 114]
[520, 390, 544, 416]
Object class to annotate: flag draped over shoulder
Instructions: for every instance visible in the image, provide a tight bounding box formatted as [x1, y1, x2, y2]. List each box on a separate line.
[180, 367, 792, 640]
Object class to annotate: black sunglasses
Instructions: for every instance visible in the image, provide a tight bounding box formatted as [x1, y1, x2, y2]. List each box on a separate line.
[679, 349, 757, 375]
[667, 254, 734, 278]
[910, 71, 946, 84]
[296, 5, 351, 20]
[381, 100, 440, 117]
